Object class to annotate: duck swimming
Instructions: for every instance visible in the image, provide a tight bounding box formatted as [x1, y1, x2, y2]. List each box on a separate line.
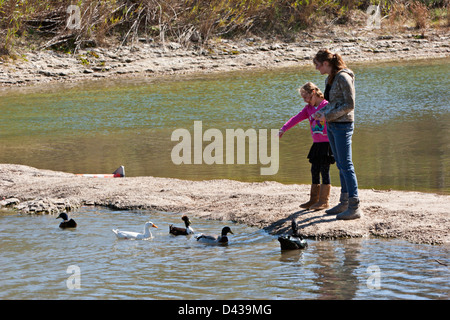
[278, 219, 308, 250]
[112, 221, 158, 240]
[195, 226, 233, 245]
[169, 215, 194, 236]
[56, 212, 77, 229]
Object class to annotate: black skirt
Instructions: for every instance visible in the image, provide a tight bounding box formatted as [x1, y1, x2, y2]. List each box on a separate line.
[307, 142, 335, 165]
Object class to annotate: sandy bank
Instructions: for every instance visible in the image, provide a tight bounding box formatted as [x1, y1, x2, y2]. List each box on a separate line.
[1, 27, 449, 87]
[0, 164, 448, 245]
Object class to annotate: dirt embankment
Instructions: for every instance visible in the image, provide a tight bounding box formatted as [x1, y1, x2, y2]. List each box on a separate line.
[1, 27, 449, 87]
[1, 164, 448, 245]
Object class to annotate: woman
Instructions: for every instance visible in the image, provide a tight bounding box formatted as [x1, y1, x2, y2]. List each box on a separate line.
[312, 49, 361, 220]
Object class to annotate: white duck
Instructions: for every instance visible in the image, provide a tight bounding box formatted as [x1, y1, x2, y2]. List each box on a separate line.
[112, 221, 158, 240]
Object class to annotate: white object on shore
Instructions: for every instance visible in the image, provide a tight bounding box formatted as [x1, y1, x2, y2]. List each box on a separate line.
[77, 166, 125, 178]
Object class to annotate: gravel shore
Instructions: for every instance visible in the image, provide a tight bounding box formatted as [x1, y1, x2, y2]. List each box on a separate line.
[1, 164, 448, 245]
[1, 27, 449, 87]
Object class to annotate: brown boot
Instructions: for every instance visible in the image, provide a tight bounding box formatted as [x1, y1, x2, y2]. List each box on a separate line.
[310, 184, 331, 210]
[300, 184, 320, 209]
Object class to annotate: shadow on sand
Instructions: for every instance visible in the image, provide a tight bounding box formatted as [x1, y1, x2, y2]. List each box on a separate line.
[263, 208, 336, 237]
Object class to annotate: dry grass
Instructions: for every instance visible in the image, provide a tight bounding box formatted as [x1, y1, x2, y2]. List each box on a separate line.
[410, 1, 430, 28]
[0, 0, 448, 56]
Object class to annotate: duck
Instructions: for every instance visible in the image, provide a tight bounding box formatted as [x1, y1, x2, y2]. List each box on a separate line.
[112, 221, 158, 240]
[278, 219, 308, 250]
[56, 212, 77, 229]
[195, 226, 233, 245]
[169, 215, 194, 236]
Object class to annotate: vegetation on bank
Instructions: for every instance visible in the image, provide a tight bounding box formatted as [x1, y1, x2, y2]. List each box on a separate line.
[0, 0, 448, 56]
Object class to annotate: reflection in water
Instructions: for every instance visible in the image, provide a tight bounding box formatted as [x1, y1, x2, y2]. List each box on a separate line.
[0, 59, 449, 193]
[311, 241, 361, 300]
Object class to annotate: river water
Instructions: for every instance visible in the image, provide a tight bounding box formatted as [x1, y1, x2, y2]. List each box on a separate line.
[0, 207, 448, 300]
[0, 58, 449, 193]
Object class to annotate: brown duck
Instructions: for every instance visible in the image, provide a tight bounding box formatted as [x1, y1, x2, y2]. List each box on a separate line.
[169, 215, 194, 236]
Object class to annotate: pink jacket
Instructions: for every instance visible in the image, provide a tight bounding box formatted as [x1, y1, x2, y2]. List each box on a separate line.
[281, 99, 329, 143]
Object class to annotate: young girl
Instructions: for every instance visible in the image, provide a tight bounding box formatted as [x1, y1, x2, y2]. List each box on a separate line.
[279, 82, 334, 210]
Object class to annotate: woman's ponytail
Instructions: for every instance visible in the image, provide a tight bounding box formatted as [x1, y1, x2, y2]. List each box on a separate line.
[313, 49, 347, 84]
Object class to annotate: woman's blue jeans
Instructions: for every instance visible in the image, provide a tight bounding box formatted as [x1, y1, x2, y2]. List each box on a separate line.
[327, 122, 358, 198]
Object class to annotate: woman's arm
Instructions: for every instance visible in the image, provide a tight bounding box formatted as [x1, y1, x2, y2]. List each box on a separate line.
[324, 72, 355, 122]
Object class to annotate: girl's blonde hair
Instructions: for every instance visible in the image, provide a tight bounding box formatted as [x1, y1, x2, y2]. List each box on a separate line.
[299, 82, 324, 99]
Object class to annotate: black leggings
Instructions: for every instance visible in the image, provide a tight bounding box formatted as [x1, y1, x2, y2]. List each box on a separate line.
[311, 162, 331, 185]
